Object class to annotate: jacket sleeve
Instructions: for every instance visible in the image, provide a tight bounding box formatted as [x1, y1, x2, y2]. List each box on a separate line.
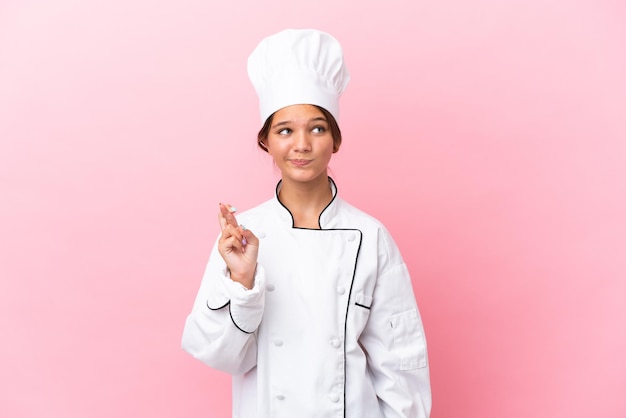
[359, 242, 432, 417]
[181, 239, 265, 375]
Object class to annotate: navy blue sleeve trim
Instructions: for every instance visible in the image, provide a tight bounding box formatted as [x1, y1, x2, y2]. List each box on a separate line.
[207, 300, 229, 311]
[229, 304, 255, 334]
[206, 299, 255, 334]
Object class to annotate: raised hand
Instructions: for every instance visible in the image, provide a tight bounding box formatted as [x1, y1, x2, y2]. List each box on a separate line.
[217, 203, 259, 289]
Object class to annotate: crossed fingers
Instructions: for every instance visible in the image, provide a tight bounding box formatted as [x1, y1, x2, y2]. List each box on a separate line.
[218, 203, 248, 250]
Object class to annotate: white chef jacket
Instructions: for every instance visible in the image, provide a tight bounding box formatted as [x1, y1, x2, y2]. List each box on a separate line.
[182, 178, 431, 418]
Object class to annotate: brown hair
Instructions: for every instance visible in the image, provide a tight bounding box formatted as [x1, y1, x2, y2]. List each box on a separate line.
[257, 105, 342, 153]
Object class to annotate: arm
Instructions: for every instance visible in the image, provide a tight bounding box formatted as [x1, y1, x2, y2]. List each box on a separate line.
[181, 203, 264, 375]
[360, 262, 432, 418]
[181, 240, 265, 375]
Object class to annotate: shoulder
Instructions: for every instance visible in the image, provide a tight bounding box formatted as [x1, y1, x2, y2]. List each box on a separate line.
[335, 197, 406, 267]
[335, 198, 386, 230]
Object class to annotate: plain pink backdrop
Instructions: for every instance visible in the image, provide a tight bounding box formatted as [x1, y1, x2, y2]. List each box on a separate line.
[1, 1, 625, 417]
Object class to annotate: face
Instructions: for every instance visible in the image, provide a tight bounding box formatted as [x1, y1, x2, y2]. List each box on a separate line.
[264, 104, 336, 185]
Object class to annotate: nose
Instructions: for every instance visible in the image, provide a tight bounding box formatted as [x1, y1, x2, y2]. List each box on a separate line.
[292, 130, 311, 152]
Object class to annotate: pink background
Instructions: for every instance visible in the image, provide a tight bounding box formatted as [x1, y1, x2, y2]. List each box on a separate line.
[1, 0, 625, 417]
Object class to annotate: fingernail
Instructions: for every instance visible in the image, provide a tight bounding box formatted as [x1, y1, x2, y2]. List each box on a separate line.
[242, 237, 248, 246]
[241, 224, 247, 231]
[229, 206, 237, 212]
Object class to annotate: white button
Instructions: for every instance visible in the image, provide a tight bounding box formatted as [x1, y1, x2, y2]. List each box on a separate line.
[276, 394, 285, 400]
[330, 339, 341, 348]
[266, 284, 275, 291]
[274, 340, 283, 347]
[336, 286, 345, 295]
[258, 232, 266, 239]
[347, 234, 356, 242]
[328, 393, 340, 402]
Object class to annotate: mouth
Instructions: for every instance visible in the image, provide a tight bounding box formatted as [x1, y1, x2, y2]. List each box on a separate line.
[289, 159, 313, 167]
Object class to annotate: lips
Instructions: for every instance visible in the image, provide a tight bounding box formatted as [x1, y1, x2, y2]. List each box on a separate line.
[289, 159, 312, 167]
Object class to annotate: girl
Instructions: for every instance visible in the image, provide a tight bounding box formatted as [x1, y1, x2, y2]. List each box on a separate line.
[182, 29, 432, 418]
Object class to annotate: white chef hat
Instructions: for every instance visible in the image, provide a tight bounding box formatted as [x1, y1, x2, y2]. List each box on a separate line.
[247, 29, 350, 124]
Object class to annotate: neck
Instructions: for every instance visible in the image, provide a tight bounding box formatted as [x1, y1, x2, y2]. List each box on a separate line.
[278, 175, 333, 229]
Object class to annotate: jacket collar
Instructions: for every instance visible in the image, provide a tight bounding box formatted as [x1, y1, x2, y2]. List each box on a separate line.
[274, 177, 339, 229]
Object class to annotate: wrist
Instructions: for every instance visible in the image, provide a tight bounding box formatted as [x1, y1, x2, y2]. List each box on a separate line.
[229, 267, 256, 290]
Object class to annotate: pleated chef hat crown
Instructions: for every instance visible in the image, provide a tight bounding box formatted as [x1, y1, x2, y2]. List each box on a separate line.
[247, 29, 350, 123]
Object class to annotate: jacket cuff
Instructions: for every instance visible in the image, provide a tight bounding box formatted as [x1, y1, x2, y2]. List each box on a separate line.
[206, 265, 266, 333]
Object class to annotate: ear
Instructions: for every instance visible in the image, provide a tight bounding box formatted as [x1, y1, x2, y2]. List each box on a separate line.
[259, 139, 269, 153]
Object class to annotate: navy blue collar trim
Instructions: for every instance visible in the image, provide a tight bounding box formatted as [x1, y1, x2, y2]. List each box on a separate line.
[275, 177, 338, 230]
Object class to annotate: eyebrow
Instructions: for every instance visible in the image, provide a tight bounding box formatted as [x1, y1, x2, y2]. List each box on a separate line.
[271, 116, 328, 129]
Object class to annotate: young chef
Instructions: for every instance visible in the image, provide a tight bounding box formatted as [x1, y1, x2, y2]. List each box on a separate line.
[182, 29, 432, 418]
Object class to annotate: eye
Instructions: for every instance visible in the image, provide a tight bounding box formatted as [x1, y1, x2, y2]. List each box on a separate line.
[277, 128, 292, 135]
[311, 126, 326, 134]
